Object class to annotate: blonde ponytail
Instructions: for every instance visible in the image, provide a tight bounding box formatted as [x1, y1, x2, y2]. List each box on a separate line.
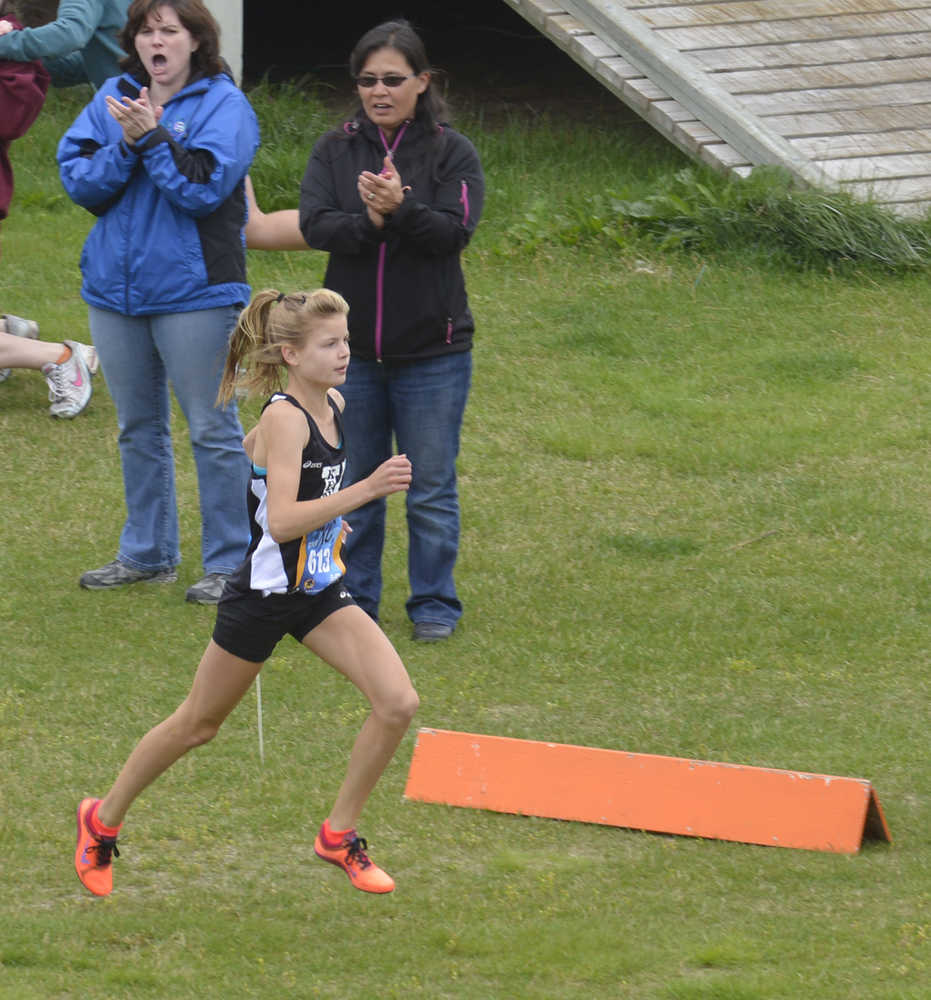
[217, 288, 350, 406]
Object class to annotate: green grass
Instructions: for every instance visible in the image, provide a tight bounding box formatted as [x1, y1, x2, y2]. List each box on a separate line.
[1, 84, 929, 999]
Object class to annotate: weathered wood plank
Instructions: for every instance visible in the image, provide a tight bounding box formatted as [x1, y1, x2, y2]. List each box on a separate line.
[634, 2, 929, 29]
[879, 204, 930, 216]
[502, 0, 568, 31]
[622, 0, 925, 7]
[687, 32, 931, 72]
[698, 142, 752, 168]
[655, 12, 931, 50]
[610, 72, 668, 115]
[736, 79, 931, 116]
[792, 128, 931, 158]
[673, 130, 749, 167]
[817, 151, 931, 179]
[839, 174, 931, 202]
[650, 99, 700, 124]
[622, 0, 923, 10]
[546, 12, 587, 37]
[676, 121, 729, 146]
[713, 55, 931, 94]
[543, 17, 636, 74]
[544, 15, 620, 64]
[571, 31, 625, 67]
[761, 103, 931, 136]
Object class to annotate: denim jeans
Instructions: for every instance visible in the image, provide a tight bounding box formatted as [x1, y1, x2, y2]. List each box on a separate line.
[340, 351, 472, 627]
[88, 305, 250, 575]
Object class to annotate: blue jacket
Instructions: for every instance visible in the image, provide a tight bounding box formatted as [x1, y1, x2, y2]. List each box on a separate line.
[0, 0, 128, 88]
[58, 71, 259, 316]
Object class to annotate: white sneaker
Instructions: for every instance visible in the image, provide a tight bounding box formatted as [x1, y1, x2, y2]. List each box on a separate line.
[47, 342, 98, 401]
[78, 341, 99, 376]
[43, 340, 93, 418]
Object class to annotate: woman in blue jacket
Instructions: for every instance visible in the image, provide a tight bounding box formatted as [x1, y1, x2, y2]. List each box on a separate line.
[58, 0, 259, 604]
[299, 20, 484, 641]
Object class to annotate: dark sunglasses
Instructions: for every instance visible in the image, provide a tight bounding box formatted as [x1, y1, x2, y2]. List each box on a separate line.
[355, 73, 416, 89]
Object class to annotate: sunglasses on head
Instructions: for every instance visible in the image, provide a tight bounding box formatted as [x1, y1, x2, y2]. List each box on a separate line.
[355, 73, 416, 88]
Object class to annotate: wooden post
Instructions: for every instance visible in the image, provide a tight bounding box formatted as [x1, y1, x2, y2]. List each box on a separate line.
[205, 0, 242, 85]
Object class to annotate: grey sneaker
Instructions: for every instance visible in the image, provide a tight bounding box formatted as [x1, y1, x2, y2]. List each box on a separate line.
[43, 340, 93, 418]
[185, 572, 231, 605]
[2, 313, 40, 339]
[0, 313, 40, 382]
[412, 621, 455, 642]
[80, 560, 178, 590]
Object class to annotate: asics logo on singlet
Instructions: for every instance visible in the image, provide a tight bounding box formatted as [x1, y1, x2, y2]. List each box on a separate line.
[303, 460, 322, 469]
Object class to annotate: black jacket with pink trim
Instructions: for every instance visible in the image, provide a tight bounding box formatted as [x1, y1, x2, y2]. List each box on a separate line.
[299, 112, 484, 362]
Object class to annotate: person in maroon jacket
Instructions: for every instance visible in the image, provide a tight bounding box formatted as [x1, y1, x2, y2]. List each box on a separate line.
[0, 0, 99, 416]
[0, 1, 48, 225]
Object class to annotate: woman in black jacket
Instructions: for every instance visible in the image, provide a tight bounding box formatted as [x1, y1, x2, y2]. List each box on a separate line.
[299, 19, 484, 641]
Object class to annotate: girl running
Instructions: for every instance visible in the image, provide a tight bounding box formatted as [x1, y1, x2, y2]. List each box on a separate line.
[74, 288, 418, 896]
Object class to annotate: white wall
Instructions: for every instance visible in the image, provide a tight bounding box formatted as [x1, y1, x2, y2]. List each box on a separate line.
[205, 0, 243, 84]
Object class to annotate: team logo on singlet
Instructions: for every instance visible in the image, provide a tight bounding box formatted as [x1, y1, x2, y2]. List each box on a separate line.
[297, 518, 345, 594]
[296, 463, 346, 594]
[321, 464, 342, 495]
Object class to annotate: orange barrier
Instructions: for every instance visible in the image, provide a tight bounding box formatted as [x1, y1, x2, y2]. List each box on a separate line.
[404, 728, 891, 854]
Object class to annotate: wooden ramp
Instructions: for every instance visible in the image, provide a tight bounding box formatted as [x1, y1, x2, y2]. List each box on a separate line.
[502, 0, 931, 217]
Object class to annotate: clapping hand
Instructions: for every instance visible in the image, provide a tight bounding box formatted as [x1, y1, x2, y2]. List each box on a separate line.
[358, 155, 405, 224]
[105, 87, 163, 144]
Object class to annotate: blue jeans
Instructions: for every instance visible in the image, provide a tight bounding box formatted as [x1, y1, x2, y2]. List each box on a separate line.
[89, 305, 250, 575]
[340, 351, 472, 628]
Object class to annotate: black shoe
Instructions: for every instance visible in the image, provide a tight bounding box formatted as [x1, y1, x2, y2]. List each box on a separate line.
[412, 621, 454, 642]
[185, 572, 230, 605]
[80, 559, 178, 589]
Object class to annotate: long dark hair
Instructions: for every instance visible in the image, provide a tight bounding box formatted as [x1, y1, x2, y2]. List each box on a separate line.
[119, 0, 224, 82]
[348, 19, 448, 129]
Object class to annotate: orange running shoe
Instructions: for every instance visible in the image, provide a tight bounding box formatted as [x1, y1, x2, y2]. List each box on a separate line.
[74, 798, 120, 896]
[313, 827, 395, 894]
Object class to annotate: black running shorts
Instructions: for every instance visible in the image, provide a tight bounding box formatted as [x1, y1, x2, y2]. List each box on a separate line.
[212, 580, 357, 662]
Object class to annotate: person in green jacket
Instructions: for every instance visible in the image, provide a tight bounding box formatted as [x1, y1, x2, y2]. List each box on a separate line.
[0, 0, 127, 88]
